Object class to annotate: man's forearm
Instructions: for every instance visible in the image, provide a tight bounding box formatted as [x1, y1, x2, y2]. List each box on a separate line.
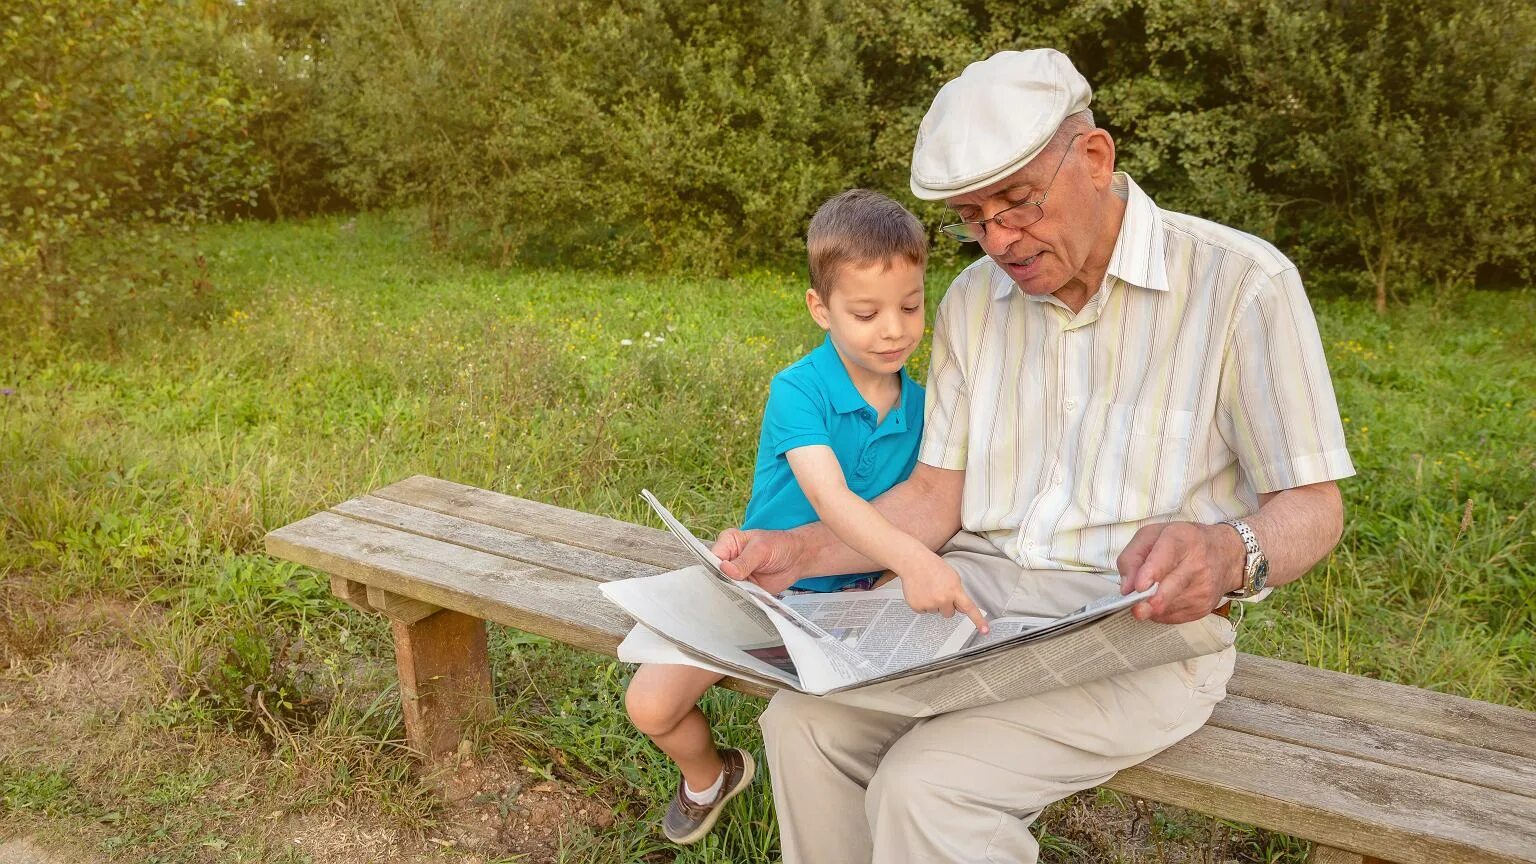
[791, 466, 964, 580]
[1241, 480, 1345, 591]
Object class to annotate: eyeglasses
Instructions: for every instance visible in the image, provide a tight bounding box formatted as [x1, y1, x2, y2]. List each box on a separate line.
[939, 133, 1083, 243]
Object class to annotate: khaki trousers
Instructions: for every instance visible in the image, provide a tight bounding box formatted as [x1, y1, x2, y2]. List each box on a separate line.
[761, 533, 1236, 864]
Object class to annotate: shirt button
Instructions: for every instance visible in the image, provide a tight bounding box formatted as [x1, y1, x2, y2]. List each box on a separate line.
[1052, 471, 1063, 485]
[1064, 400, 1077, 411]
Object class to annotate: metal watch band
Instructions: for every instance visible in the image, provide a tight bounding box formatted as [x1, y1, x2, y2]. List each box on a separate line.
[1221, 518, 1261, 598]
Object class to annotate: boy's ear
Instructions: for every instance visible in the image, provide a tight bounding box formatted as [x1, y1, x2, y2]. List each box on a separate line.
[805, 288, 832, 331]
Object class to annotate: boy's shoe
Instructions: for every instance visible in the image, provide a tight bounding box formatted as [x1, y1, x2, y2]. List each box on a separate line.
[662, 748, 756, 845]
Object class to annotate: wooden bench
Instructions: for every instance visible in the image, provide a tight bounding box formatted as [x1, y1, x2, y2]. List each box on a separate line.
[265, 475, 1536, 864]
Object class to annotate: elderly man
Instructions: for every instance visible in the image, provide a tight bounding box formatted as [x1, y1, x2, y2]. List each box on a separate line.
[713, 49, 1354, 863]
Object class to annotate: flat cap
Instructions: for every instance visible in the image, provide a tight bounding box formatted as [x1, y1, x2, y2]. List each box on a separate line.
[909, 49, 1092, 201]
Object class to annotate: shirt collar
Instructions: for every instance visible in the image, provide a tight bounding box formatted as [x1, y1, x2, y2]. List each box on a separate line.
[809, 334, 918, 417]
[989, 171, 1168, 302]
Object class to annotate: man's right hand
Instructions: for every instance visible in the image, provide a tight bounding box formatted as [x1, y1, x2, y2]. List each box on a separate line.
[712, 527, 806, 595]
[898, 555, 989, 634]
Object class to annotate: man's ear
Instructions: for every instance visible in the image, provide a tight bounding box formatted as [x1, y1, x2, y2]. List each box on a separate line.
[1082, 128, 1117, 187]
[805, 288, 832, 331]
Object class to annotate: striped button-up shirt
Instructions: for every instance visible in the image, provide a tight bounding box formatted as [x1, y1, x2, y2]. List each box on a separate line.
[920, 173, 1354, 573]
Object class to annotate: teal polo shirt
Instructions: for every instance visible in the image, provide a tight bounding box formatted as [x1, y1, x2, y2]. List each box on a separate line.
[742, 335, 926, 592]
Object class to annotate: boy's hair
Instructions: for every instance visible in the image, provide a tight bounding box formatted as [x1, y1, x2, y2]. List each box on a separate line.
[807, 189, 927, 299]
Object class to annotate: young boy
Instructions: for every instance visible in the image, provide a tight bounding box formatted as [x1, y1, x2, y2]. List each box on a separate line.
[624, 189, 977, 844]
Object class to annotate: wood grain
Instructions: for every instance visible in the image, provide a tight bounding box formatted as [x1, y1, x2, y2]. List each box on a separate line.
[365, 584, 441, 624]
[329, 574, 372, 614]
[1116, 725, 1536, 864]
[1232, 653, 1536, 760]
[1210, 695, 1536, 799]
[333, 495, 659, 582]
[371, 475, 695, 573]
[391, 610, 493, 762]
[1308, 846, 1389, 864]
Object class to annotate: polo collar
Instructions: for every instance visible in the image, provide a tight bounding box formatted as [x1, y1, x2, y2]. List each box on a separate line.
[989, 171, 1168, 302]
[809, 335, 917, 417]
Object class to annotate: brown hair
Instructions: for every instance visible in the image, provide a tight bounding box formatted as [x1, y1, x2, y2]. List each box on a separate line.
[807, 189, 927, 299]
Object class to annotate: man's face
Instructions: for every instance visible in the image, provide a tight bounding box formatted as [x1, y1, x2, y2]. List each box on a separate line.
[943, 132, 1111, 298]
[807, 258, 927, 384]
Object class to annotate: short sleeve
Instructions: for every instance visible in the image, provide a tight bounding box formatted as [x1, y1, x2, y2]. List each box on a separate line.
[1218, 267, 1355, 493]
[762, 374, 831, 457]
[918, 284, 972, 469]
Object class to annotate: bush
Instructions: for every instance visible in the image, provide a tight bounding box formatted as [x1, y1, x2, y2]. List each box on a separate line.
[302, 0, 870, 271]
[0, 0, 268, 339]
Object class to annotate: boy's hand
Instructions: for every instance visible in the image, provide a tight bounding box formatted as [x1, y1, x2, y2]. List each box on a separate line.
[898, 556, 989, 634]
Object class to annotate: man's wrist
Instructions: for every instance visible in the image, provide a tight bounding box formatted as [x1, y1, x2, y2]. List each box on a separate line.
[1211, 522, 1248, 595]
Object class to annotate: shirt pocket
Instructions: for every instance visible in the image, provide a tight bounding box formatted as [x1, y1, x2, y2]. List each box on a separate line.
[1087, 402, 1197, 521]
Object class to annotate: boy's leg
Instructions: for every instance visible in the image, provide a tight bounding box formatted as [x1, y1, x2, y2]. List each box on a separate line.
[625, 663, 728, 790]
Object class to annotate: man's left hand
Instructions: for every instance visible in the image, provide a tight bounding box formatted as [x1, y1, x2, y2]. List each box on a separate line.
[1116, 522, 1244, 624]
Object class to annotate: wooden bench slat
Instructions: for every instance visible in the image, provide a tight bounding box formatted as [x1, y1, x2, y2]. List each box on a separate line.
[266, 511, 634, 653]
[333, 495, 661, 582]
[1117, 725, 1536, 864]
[372, 475, 695, 571]
[1211, 695, 1536, 799]
[1231, 653, 1536, 760]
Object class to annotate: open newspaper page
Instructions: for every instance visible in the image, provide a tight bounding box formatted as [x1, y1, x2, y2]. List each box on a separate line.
[604, 492, 1236, 714]
[823, 611, 1236, 717]
[602, 564, 804, 689]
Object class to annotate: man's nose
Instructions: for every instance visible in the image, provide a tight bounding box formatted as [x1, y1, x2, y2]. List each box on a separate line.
[979, 221, 1022, 258]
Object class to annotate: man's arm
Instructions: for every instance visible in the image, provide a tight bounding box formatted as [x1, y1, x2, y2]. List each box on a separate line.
[713, 462, 966, 594]
[1117, 479, 1345, 624]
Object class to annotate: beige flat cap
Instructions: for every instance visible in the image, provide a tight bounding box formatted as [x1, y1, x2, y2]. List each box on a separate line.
[910, 49, 1093, 201]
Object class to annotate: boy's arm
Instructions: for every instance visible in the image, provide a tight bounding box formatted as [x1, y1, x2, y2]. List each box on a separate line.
[785, 446, 987, 632]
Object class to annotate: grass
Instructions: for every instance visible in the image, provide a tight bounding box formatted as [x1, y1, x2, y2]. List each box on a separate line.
[1, 211, 1532, 862]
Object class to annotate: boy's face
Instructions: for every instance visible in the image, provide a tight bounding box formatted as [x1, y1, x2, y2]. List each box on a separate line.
[806, 258, 926, 382]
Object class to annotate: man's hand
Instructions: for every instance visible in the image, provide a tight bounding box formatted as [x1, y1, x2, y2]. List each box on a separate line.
[1116, 522, 1244, 624]
[897, 554, 990, 634]
[712, 527, 805, 595]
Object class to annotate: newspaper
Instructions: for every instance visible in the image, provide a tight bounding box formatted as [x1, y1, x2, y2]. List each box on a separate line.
[600, 491, 1236, 717]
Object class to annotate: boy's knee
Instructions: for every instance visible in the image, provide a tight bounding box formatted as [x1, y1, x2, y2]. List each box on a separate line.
[624, 676, 687, 738]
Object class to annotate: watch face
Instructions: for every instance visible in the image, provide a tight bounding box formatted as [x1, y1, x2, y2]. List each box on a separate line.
[1252, 558, 1270, 592]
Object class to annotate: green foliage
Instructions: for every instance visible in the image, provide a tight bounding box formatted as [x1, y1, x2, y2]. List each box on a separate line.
[5, 0, 1533, 312]
[220, 0, 1536, 299]
[0, 0, 268, 338]
[302, 0, 869, 270]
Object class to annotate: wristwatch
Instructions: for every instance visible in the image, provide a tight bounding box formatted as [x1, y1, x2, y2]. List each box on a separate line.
[1220, 518, 1269, 599]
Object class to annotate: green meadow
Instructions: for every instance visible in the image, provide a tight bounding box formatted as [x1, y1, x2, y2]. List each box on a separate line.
[1, 213, 1532, 862]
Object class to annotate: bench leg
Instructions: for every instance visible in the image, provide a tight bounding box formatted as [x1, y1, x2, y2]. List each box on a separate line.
[1308, 846, 1391, 864]
[390, 609, 494, 763]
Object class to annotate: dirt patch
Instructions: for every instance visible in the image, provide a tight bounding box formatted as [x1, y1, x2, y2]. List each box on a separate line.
[426, 745, 619, 861]
[0, 835, 101, 864]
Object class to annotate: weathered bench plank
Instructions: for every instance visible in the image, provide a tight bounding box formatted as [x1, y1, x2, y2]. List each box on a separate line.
[268, 510, 634, 653]
[1119, 725, 1536, 864]
[1210, 694, 1536, 799]
[1230, 653, 1536, 760]
[372, 475, 693, 571]
[264, 477, 1536, 864]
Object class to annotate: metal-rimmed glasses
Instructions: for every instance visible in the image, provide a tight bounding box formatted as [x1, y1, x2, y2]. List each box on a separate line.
[939, 133, 1083, 243]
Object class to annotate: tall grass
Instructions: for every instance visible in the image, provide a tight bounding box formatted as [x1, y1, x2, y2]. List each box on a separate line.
[1, 213, 1530, 861]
